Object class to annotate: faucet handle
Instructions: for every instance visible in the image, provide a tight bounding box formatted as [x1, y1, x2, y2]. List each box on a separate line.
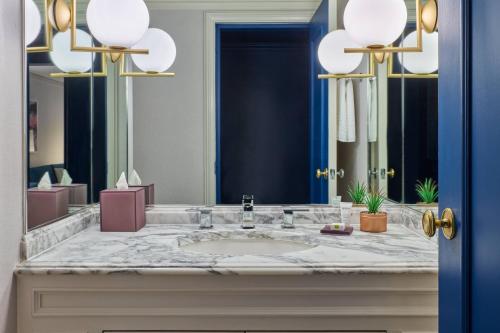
[282, 209, 295, 229]
[199, 209, 213, 229]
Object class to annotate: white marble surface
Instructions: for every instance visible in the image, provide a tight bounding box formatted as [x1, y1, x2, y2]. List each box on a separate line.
[22, 206, 99, 259]
[17, 222, 438, 276]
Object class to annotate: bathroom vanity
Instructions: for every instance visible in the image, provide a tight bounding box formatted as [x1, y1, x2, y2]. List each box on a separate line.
[17, 206, 438, 333]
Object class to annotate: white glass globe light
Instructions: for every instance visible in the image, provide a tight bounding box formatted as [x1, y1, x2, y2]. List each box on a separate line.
[86, 0, 150, 49]
[25, 0, 42, 46]
[131, 28, 176, 73]
[398, 31, 439, 74]
[344, 0, 407, 48]
[50, 29, 96, 73]
[318, 30, 363, 74]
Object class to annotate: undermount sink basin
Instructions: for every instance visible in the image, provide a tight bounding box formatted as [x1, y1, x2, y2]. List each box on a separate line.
[180, 238, 314, 256]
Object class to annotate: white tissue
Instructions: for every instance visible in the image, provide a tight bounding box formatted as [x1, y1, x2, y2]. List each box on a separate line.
[60, 169, 73, 185]
[116, 172, 129, 189]
[128, 169, 142, 186]
[37, 172, 52, 189]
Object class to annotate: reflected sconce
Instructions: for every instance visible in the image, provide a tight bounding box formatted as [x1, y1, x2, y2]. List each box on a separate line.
[343, 0, 438, 56]
[388, 31, 438, 78]
[49, 29, 107, 78]
[26, 0, 150, 57]
[119, 28, 176, 77]
[317, 30, 375, 79]
[26, 0, 52, 53]
[69, 0, 149, 56]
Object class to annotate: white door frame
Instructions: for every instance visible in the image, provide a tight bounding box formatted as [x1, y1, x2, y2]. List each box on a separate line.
[203, 11, 315, 205]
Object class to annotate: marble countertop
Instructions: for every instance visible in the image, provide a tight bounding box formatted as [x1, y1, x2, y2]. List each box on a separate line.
[17, 223, 438, 275]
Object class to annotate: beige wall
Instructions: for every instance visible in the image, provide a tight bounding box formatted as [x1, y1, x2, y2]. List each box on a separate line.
[133, 10, 205, 204]
[29, 73, 65, 168]
[0, 0, 24, 332]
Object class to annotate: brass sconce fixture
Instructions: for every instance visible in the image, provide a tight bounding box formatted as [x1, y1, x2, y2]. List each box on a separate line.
[318, 53, 376, 80]
[119, 55, 176, 78]
[344, 0, 438, 55]
[387, 53, 438, 79]
[49, 53, 108, 78]
[26, 0, 53, 53]
[27, 0, 149, 57]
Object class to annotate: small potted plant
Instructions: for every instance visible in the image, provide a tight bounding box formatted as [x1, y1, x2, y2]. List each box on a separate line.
[360, 190, 387, 233]
[415, 178, 438, 206]
[347, 181, 367, 207]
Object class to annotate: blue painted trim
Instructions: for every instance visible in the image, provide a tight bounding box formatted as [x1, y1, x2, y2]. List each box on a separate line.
[216, 23, 310, 31]
[308, 0, 329, 203]
[438, 0, 471, 332]
[215, 25, 222, 204]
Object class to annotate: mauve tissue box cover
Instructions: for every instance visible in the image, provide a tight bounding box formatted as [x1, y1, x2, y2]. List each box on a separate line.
[100, 187, 146, 232]
[129, 183, 155, 205]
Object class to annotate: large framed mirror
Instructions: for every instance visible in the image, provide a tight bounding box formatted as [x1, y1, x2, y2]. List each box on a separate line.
[22, 0, 437, 233]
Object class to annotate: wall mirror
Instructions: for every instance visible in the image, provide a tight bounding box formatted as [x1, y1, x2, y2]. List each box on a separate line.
[24, 0, 107, 231]
[368, 26, 438, 205]
[23, 0, 438, 232]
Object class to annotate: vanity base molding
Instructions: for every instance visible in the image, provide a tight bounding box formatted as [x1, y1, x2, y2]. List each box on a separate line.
[18, 273, 437, 333]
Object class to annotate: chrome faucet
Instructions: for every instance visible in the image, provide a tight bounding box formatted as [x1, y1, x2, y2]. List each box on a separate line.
[241, 194, 255, 229]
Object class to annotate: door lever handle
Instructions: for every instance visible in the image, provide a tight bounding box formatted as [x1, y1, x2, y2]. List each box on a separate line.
[422, 208, 456, 240]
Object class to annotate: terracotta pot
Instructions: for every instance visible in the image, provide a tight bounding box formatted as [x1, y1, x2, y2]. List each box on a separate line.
[360, 211, 387, 233]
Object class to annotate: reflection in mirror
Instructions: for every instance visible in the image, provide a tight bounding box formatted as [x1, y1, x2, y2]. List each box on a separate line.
[23, 0, 440, 234]
[25, 0, 107, 231]
[369, 25, 438, 205]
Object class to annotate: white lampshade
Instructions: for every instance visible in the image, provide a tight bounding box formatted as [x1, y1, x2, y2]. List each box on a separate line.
[131, 28, 176, 73]
[25, 0, 42, 46]
[344, 0, 407, 48]
[50, 29, 96, 73]
[318, 30, 363, 74]
[398, 31, 439, 74]
[86, 0, 150, 48]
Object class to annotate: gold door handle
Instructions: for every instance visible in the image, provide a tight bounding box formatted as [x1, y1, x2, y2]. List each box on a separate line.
[422, 208, 456, 240]
[316, 168, 329, 180]
[386, 168, 396, 178]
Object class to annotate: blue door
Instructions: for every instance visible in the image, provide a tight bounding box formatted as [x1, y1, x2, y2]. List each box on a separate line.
[309, 0, 329, 203]
[440, 0, 500, 331]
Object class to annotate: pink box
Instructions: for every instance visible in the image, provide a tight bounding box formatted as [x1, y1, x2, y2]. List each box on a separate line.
[53, 184, 88, 205]
[100, 188, 146, 232]
[130, 184, 155, 205]
[27, 188, 70, 229]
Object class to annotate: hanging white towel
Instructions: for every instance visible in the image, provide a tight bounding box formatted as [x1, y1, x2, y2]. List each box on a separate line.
[337, 78, 348, 142]
[345, 79, 356, 142]
[368, 77, 378, 142]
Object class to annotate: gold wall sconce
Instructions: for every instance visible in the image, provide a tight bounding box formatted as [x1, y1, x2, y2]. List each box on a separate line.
[27, 0, 149, 56]
[26, 0, 53, 53]
[119, 55, 176, 78]
[49, 53, 108, 78]
[318, 53, 376, 80]
[387, 53, 438, 79]
[344, 0, 438, 55]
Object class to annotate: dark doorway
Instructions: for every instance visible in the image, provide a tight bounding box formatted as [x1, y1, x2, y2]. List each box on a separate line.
[217, 25, 311, 205]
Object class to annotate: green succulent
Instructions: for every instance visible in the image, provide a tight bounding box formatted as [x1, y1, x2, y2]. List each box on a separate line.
[347, 181, 367, 205]
[365, 190, 385, 214]
[416, 178, 438, 204]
